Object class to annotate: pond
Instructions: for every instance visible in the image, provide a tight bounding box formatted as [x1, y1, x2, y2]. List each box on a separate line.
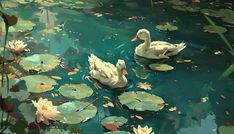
[0, 0, 234, 134]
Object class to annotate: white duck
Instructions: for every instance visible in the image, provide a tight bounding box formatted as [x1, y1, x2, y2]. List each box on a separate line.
[131, 29, 186, 59]
[88, 54, 128, 88]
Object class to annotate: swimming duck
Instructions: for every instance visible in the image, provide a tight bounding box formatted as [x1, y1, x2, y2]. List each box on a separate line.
[131, 29, 186, 59]
[88, 54, 128, 89]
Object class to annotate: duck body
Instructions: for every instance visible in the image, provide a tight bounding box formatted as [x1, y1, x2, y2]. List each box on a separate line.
[132, 29, 186, 59]
[88, 54, 128, 88]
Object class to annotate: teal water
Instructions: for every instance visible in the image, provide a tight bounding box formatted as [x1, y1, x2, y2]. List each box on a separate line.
[1, 1, 234, 134]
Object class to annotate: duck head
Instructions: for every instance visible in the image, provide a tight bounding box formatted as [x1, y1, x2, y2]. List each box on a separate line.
[116, 60, 128, 76]
[131, 29, 150, 42]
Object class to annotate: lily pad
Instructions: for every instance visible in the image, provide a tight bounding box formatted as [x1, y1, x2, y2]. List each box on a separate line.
[149, 63, 174, 72]
[19, 54, 60, 72]
[200, 9, 221, 17]
[0, 19, 35, 32]
[58, 84, 93, 99]
[217, 9, 234, 18]
[203, 25, 227, 34]
[56, 101, 97, 124]
[16, 0, 33, 4]
[105, 131, 131, 134]
[173, 5, 200, 13]
[132, 67, 149, 79]
[18, 103, 36, 124]
[172, 6, 187, 12]
[119, 91, 165, 112]
[101, 116, 128, 127]
[156, 23, 178, 32]
[168, 0, 187, 6]
[9, 89, 30, 101]
[218, 126, 234, 134]
[45, 128, 70, 134]
[222, 17, 234, 25]
[20, 75, 57, 93]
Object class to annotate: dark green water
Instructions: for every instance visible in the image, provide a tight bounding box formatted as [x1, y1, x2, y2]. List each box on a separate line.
[1, 0, 234, 134]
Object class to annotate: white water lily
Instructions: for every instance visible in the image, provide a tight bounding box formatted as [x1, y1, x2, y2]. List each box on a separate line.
[32, 98, 59, 125]
[133, 125, 154, 134]
[7, 40, 27, 53]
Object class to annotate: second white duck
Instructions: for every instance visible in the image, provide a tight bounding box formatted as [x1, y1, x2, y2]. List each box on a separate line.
[88, 54, 128, 89]
[131, 29, 186, 59]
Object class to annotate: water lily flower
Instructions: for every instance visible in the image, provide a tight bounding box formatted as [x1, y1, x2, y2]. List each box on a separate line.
[32, 98, 59, 125]
[7, 40, 27, 53]
[133, 125, 154, 134]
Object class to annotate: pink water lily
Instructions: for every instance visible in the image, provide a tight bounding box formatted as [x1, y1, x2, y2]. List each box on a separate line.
[32, 98, 59, 125]
[7, 40, 27, 53]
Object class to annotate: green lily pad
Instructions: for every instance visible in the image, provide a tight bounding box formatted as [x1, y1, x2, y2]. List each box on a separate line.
[222, 17, 234, 25]
[168, 0, 187, 6]
[45, 128, 70, 134]
[172, 6, 187, 12]
[56, 101, 97, 124]
[156, 23, 178, 32]
[20, 75, 57, 93]
[0, 19, 35, 33]
[203, 25, 227, 34]
[218, 126, 234, 134]
[119, 91, 165, 112]
[19, 54, 60, 72]
[18, 103, 36, 124]
[104, 131, 131, 134]
[101, 116, 128, 127]
[200, 9, 221, 17]
[149, 63, 174, 72]
[16, 0, 33, 4]
[173, 5, 200, 13]
[9, 89, 30, 101]
[132, 67, 149, 79]
[58, 84, 93, 99]
[217, 9, 234, 18]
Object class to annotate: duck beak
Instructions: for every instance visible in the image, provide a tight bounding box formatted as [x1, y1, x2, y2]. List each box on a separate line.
[121, 68, 128, 76]
[131, 36, 139, 42]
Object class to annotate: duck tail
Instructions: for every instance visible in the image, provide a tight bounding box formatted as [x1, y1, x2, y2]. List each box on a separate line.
[176, 42, 186, 52]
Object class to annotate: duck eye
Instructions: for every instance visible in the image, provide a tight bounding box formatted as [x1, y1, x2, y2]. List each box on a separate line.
[139, 32, 142, 34]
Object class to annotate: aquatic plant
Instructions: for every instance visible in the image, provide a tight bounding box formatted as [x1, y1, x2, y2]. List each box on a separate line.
[133, 125, 154, 134]
[6, 40, 27, 54]
[32, 98, 60, 125]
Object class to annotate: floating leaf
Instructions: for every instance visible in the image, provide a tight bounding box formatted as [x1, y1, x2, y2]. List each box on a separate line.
[103, 124, 119, 131]
[103, 101, 114, 108]
[119, 91, 165, 111]
[168, 0, 187, 6]
[56, 101, 97, 124]
[149, 63, 174, 72]
[104, 131, 131, 134]
[20, 75, 57, 93]
[156, 22, 178, 32]
[45, 128, 70, 134]
[16, 0, 33, 4]
[217, 9, 234, 18]
[220, 64, 234, 79]
[101, 116, 128, 127]
[132, 67, 149, 79]
[18, 103, 36, 124]
[203, 25, 227, 34]
[0, 19, 35, 32]
[135, 115, 143, 120]
[51, 76, 62, 80]
[58, 84, 93, 99]
[19, 54, 59, 72]
[218, 126, 234, 134]
[200, 9, 221, 17]
[222, 17, 234, 25]
[9, 89, 30, 101]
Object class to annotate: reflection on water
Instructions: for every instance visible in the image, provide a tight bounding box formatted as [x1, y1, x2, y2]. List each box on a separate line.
[0, 0, 234, 134]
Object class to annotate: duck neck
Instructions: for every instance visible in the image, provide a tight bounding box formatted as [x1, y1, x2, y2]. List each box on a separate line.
[117, 68, 123, 78]
[144, 38, 151, 50]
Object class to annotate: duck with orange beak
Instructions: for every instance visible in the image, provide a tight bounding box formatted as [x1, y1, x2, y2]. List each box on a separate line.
[132, 29, 186, 59]
[88, 54, 128, 89]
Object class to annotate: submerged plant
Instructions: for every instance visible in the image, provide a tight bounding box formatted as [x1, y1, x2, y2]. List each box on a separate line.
[32, 98, 59, 125]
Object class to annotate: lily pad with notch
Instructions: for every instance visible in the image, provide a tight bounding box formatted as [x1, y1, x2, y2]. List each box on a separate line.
[20, 75, 57, 93]
[56, 101, 97, 124]
[58, 84, 93, 99]
[19, 54, 60, 72]
[101, 116, 128, 127]
[119, 91, 165, 112]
